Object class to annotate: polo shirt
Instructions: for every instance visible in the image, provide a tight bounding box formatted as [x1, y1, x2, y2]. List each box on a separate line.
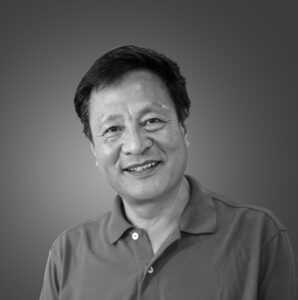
[39, 175, 296, 300]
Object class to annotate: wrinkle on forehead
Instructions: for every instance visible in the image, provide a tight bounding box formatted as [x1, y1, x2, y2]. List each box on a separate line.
[97, 101, 171, 126]
[98, 70, 170, 100]
[89, 70, 175, 126]
[160, 103, 171, 111]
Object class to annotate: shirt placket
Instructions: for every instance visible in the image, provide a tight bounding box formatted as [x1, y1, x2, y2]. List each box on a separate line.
[127, 228, 160, 300]
[137, 227, 182, 300]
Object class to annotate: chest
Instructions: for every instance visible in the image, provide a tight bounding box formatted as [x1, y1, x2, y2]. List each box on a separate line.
[59, 233, 260, 300]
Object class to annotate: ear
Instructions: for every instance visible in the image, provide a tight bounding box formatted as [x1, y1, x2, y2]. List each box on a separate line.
[180, 123, 190, 148]
[180, 122, 187, 133]
[184, 133, 190, 148]
[90, 143, 99, 167]
[90, 143, 96, 157]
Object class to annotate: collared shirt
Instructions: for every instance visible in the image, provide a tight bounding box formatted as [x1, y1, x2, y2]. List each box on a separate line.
[40, 175, 296, 300]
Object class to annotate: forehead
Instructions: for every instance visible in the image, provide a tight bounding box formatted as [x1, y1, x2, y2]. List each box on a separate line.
[89, 70, 175, 121]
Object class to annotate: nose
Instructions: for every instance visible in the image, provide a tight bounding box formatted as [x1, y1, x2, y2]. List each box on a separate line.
[121, 126, 152, 155]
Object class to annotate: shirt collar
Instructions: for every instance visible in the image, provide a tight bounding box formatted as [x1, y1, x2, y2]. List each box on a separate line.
[179, 175, 217, 234]
[107, 195, 133, 244]
[107, 175, 217, 244]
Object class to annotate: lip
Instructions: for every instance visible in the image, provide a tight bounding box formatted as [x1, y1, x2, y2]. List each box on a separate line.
[123, 160, 160, 170]
[122, 160, 161, 177]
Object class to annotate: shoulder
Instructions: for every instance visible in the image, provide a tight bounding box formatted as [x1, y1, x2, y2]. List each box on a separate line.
[187, 175, 286, 236]
[51, 211, 112, 255]
[198, 186, 288, 249]
[208, 188, 285, 231]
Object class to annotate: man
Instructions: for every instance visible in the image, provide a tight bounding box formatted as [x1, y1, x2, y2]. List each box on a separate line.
[40, 45, 296, 299]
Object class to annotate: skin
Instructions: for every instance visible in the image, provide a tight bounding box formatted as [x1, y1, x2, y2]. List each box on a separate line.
[89, 70, 190, 253]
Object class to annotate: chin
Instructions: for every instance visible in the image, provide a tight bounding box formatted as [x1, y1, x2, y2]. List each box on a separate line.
[122, 187, 159, 201]
[113, 170, 181, 202]
[121, 180, 172, 203]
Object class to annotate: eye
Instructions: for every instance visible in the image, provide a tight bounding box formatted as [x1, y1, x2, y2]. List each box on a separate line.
[143, 118, 165, 131]
[103, 126, 123, 136]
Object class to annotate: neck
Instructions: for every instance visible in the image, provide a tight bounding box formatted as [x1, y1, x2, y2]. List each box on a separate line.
[122, 176, 190, 253]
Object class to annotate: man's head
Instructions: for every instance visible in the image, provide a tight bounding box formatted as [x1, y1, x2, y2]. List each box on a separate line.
[74, 45, 191, 202]
[74, 45, 190, 143]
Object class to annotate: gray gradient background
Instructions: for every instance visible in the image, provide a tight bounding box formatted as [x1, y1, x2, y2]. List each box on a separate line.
[1, 1, 297, 299]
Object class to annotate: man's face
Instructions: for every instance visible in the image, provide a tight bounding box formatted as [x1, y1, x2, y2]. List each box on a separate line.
[89, 70, 188, 203]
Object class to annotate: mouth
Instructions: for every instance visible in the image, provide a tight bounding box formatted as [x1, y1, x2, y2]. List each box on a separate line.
[123, 160, 161, 174]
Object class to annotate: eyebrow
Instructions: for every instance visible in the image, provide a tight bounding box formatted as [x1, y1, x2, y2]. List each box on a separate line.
[138, 102, 171, 115]
[100, 114, 123, 124]
[99, 102, 171, 124]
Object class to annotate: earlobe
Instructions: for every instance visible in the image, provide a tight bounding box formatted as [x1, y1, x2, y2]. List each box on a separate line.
[90, 143, 96, 157]
[90, 143, 99, 166]
[185, 133, 190, 148]
[180, 122, 187, 134]
[180, 123, 190, 148]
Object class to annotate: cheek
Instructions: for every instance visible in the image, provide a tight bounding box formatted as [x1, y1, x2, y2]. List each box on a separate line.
[95, 142, 121, 171]
[155, 126, 186, 153]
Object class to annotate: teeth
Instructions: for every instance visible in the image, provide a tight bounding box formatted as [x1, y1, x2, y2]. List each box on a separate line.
[128, 162, 158, 172]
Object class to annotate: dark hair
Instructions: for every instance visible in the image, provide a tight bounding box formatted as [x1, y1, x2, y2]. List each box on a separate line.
[74, 45, 191, 142]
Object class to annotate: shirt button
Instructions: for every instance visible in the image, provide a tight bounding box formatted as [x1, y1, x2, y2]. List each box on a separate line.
[148, 266, 154, 274]
[132, 232, 139, 240]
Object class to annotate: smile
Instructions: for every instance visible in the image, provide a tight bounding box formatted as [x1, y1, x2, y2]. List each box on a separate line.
[124, 161, 160, 173]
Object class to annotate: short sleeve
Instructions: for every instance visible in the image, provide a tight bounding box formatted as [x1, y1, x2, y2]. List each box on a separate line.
[39, 246, 61, 300]
[258, 230, 296, 300]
